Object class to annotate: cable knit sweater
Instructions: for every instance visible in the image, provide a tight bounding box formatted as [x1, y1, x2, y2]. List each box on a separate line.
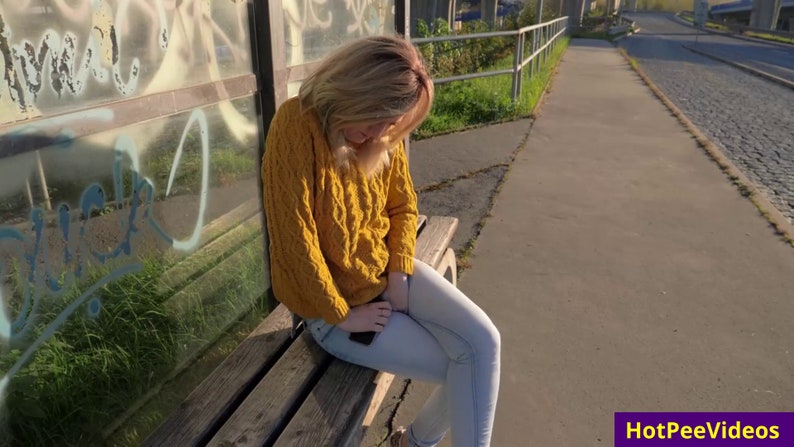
[262, 98, 418, 324]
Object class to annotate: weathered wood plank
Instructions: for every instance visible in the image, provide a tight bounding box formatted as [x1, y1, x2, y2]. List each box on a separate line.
[415, 216, 458, 269]
[148, 215, 459, 447]
[158, 214, 263, 293]
[272, 360, 380, 447]
[142, 305, 293, 447]
[362, 372, 395, 428]
[207, 333, 331, 447]
[199, 198, 260, 245]
[417, 214, 427, 233]
[273, 217, 459, 446]
[163, 235, 265, 317]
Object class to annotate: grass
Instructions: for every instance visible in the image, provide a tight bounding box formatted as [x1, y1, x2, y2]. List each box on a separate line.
[0, 236, 269, 446]
[145, 146, 257, 194]
[743, 31, 794, 45]
[414, 36, 570, 140]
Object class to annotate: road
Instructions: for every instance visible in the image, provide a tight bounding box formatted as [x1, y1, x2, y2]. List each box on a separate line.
[618, 13, 794, 222]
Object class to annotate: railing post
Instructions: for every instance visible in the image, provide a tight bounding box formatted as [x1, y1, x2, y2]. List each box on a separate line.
[534, 29, 539, 76]
[511, 31, 522, 102]
[528, 30, 534, 79]
[548, 24, 552, 62]
[519, 31, 525, 97]
[396, 0, 411, 161]
[535, 28, 541, 74]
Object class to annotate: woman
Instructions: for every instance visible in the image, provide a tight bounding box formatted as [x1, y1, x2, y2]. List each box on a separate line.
[262, 35, 500, 447]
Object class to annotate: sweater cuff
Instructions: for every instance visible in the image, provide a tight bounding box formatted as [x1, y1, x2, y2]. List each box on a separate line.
[388, 254, 414, 275]
[322, 297, 351, 325]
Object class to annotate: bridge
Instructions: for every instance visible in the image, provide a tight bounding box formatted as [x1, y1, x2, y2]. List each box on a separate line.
[711, 0, 794, 30]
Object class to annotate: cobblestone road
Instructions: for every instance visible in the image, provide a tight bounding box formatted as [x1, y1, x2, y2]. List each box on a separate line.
[618, 13, 794, 221]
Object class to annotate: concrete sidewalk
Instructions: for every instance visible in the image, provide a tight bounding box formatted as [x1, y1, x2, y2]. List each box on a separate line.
[367, 39, 794, 446]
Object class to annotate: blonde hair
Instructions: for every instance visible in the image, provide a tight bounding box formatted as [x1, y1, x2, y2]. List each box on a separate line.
[299, 35, 434, 176]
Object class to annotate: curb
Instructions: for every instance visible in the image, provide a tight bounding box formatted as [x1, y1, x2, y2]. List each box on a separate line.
[616, 47, 794, 247]
[681, 44, 794, 91]
[611, 29, 638, 43]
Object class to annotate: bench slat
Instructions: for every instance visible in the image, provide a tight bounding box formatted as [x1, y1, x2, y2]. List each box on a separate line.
[197, 198, 260, 245]
[143, 305, 293, 447]
[207, 332, 331, 447]
[273, 359, 379, 447]
[163, 235, 266, 317]
[158, 214, 263, 293]
[146, 214, 458, 447]
[415, 216, 458, 269]
[417, 214, 427, 233]
[275, 216, 459, 445]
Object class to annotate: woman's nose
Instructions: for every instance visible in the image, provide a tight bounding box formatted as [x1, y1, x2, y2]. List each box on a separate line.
[366, 123, 388, 138]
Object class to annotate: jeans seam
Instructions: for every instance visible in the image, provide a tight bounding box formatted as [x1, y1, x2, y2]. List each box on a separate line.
[411, 316, 480, 445]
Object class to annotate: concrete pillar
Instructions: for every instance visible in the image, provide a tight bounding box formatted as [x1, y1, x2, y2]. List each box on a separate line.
[749, 0, 782, 30]
[436, 0, 456, 26]
[563, 0, 586, 25]
[482, 0, 498, 28]
[410, 0, 456, 35]
[543, 0, 566, 17]
[560, 0, 591, 25]
[609, 0, 622, 15]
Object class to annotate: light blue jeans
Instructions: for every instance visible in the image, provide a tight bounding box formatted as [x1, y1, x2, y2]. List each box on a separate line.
[305, 259, 500, 447]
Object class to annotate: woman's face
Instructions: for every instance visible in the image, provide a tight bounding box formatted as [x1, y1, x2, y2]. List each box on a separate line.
[342, 117, 401, 145]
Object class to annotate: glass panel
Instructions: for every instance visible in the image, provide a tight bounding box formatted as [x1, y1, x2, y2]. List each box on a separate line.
[0, 96, 269, 445]
[0, 0, 254, 124]
[282, 0, 396, 66]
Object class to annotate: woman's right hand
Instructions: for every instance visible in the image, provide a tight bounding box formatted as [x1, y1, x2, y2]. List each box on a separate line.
[337, 300, 393, 333]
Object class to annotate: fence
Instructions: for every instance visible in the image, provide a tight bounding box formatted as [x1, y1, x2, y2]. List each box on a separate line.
[412, 16, 569, 102]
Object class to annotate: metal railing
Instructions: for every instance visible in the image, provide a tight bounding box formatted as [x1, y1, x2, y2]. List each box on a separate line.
[411, 16, 569, 102]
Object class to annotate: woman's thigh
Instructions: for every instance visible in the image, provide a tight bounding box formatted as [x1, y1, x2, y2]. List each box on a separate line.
[306, 312, 448, 384]
[407, 260, 500, 359]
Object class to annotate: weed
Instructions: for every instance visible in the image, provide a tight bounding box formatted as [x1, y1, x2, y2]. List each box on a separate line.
[415, 36, 570, 139]
[0, 243, 269, 445]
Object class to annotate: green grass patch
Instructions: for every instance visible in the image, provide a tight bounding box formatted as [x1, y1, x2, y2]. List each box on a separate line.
[743, 31, 794, 45]
[414, 36, 570, 139]
[705, 22, 729, 31]
[679, 12, 728, 31]
[0, 239, 269, 446]
[146, 146, 257, 193]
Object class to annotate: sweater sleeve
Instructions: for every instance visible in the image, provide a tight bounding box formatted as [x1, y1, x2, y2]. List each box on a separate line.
[385, 140, 419, 274]
[262, 103, 350, 324]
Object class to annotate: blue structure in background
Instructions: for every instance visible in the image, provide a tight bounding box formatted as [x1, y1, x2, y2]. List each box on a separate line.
[710, 0, 794, 30]
[455, 0, 523, 22]
[710, 0, 794, 15]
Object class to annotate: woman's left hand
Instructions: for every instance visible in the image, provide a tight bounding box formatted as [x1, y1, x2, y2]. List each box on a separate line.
[383, 272, 409, 313]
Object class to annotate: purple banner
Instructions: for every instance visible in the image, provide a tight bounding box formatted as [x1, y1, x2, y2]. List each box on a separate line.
[615, 413, 794, 446]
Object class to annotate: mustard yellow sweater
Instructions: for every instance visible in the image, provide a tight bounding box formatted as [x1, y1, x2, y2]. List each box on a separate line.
[262, 98, 418, 324]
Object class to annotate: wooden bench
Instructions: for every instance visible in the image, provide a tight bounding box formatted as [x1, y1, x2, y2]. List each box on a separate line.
[144, 214, 459, 447]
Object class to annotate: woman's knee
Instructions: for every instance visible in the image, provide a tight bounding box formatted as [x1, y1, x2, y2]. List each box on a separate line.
[480, 316, 501, 359]
[450, 316, 500, 364]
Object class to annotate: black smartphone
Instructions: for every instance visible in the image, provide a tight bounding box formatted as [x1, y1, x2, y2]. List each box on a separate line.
[348, 295, 385, 346]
